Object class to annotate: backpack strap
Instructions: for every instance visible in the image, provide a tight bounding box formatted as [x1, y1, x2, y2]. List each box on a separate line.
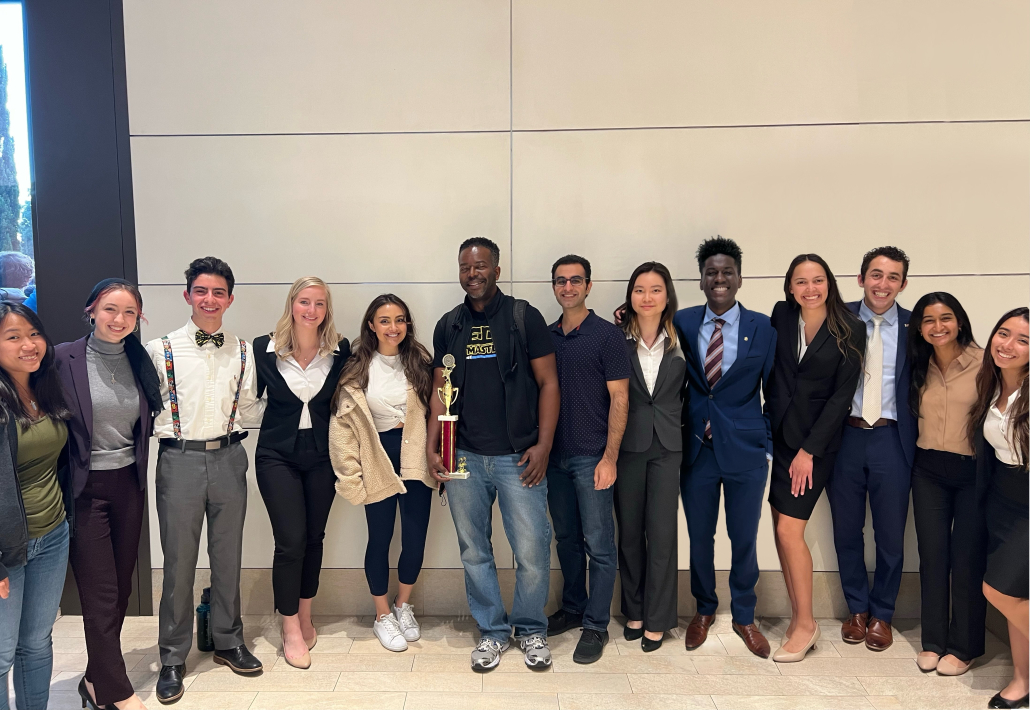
[226, 339, 248, 435]
[442, 303, 465, 355]
[512, 298, 528, 357]
[161, 337, 182, 440]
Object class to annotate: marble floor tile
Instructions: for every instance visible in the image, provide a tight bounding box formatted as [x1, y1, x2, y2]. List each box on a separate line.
[550, 653, 697, 674]
[188, 670, 342, 692]
[411, 653, 541, 673]
[483, 672, 632, 693]
[615, 635, 728, 656]
[272, 653, 414, 672]
[857, 674, 1007, 696]
[691, 655, 780, 676]
[629, 673, 868, 696]
[51, 636, 87, 653]
[138, 691, 258, 709]
[558, 693, 716, 709]
[710, 695, 875, 709]
[403, 691, 560, 709]
[776, 657, 926, 676]
[333, 671, 482, 693]
[868, 694, 1005, 710]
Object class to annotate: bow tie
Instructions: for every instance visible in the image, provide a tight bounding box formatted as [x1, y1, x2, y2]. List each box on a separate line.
[195, 330, 225, 348]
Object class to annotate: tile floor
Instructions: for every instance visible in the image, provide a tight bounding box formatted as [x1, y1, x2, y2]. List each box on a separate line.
[22, 614, 1013, 709]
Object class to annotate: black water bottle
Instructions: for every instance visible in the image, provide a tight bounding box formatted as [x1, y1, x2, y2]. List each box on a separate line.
[196, 587, 214, 652]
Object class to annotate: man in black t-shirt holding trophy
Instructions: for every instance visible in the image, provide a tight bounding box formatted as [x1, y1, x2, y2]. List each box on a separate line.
[427, 237, 560, 672]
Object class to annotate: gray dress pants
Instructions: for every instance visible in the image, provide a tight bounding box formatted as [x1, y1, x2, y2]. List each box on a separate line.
[156, 441, 248, 665]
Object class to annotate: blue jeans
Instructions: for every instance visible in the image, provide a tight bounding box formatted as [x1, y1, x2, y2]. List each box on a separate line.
[447, 450, 551, 642]
[546, 453, 616, 631]
[0, 520, 70, 710]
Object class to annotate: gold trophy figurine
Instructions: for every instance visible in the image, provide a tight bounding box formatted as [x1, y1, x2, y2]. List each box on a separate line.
[438, 354, 467, 478]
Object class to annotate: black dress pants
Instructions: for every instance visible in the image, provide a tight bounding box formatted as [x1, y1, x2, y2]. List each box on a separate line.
[911, 448, 987, 661]
[614, 435, 681, 633]
[255, 431, 337, 616]
[69, 465, 145, 707]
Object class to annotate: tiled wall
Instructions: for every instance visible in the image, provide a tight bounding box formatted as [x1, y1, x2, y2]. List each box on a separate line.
[123, 0, 1030, 572]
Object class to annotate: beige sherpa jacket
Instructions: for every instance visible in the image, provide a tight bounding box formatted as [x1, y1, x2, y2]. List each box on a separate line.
[329, 382, 437, 505]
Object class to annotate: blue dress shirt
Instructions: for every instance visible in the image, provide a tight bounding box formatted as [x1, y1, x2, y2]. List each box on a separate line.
[851, 300, 898, 421]
[698, 302, 741, 377]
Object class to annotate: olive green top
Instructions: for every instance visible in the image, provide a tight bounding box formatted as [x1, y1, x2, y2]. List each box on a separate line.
[17, 416, 68, 538]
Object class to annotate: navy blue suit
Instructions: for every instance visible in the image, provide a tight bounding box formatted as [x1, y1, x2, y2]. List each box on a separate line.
[674, 304, 776, 624]
[827, 301, 917, 623]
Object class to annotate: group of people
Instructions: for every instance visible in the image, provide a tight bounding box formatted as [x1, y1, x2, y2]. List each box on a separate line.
[0, 240, 1025, 710]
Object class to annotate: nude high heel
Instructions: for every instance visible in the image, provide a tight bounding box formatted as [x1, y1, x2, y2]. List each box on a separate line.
[772, 625, 820, 663]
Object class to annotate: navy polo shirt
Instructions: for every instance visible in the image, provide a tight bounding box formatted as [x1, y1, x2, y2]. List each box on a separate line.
[550, 310, 632, 458]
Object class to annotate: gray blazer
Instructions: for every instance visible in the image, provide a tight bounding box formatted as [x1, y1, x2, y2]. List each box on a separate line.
[621, 336, 687, 453]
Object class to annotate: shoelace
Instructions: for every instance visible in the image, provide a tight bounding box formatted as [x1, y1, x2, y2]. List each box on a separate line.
[397, 605, 418, 629]
[378, 613, 402, 635]
[522, 634, 547, 651]
[475, 638, 501, 653]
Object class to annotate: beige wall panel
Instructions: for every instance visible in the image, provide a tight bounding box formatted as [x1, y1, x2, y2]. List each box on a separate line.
[123, 0, 510, 135]
[131, 133, 510, 285]
[513, 0, 1030, 130]
[140, 284, 514, 569]
[511, 123, 1029, 283]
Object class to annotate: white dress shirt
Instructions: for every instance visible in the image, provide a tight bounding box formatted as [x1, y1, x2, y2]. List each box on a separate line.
[797, 313, 810, 361]
[366, 352, 409, 432]
[635, 330, 667, 395]
[850, 301, 900, 421]
[267, 338, 332, 430]
[146, 320, 265, 440]
[984, 388, 1021, 466]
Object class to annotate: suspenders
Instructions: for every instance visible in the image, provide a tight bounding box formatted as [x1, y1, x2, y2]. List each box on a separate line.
[162, 335, 248, 441]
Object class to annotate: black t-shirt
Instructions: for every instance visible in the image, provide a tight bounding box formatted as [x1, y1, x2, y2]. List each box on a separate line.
[433, 296, 553, 456]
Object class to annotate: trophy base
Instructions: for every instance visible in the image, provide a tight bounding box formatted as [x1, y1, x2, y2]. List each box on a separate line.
[445, 470, 470, 480]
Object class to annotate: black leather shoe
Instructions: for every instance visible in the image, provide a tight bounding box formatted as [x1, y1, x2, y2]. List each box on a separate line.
[623, 624, 644, 641]
[573, 628, 609, 664]
[156, 664, 186, 705]
[547, 609, 583, 636]
[213, 645, 263, 674]
[641, 633, 664, 652]
[78, 677, 115, 709]
[989, 692, 1030, 709]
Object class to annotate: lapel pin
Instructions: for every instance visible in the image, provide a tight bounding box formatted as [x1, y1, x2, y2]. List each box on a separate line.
[744, 337, 748, 341]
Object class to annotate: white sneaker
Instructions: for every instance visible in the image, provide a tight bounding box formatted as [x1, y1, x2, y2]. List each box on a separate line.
[373, 613, 408, 652]
[393, 601, 421, 642]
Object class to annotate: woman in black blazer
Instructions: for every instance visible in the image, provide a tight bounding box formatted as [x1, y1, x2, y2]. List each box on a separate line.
[766, 254, 864, 663]
[969, 308, 1028, 710]
[615, 262, 686, 652]
[254, 277, 350, 669]
[55, 279, 162, 710]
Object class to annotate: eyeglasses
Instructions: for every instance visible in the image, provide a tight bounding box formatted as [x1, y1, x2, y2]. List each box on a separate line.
[552, 276, 587, 287]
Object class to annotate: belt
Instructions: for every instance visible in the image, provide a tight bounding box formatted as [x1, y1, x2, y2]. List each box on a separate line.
[159, 431, 248, 451]
[847, 417, 896, 429]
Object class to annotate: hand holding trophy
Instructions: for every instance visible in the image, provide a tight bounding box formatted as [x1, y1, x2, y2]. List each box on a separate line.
[438, 354, 469, 479]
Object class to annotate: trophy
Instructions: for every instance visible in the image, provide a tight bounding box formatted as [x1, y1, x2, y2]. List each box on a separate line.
[438, 354, 468, 478]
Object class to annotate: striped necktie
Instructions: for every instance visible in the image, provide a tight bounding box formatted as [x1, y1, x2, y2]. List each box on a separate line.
[704, 318, 726, 440]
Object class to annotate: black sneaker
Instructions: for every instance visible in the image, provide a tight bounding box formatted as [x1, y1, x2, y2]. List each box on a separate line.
[546, 609, 583, 636]
[573, 628, 609, 664]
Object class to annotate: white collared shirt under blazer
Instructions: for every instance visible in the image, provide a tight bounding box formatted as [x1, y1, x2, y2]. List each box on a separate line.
[329, 382, 437, 505]
[145, 320, 265, 440]
[267, 337, 332, 430]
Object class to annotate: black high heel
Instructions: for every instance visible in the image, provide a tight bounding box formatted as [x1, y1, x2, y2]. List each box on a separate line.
[77, 677, 115, 710]
[623, 625, 644, 641]
[988, 691, 1030, 709]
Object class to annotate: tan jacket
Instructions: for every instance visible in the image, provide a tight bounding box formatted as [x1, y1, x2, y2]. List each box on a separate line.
[329, 382, 436, 505]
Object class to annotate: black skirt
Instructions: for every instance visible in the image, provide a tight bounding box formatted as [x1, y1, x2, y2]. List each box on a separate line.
[984, 460, 1029, 599]
[768, 437, 837, 520]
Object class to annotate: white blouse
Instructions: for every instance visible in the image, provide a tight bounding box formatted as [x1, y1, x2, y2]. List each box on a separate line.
[635, 330, 667, 395]
[798, 313, 810, 361]
[984, 388, 1021, 466]
[269, 339, 332, 430]
[366, 352, 408, 433]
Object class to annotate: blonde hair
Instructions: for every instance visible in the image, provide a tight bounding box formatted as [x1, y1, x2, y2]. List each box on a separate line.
[272, 277, 340, 359]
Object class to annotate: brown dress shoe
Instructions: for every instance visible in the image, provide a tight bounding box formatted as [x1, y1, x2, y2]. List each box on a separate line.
[840, 612, 869, 644]
[684, 614, 715, 650]
[732, 622, 771, 659]
[865, 618, 893, 651]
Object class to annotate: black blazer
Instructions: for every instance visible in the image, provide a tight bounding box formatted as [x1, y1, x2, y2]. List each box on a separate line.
[253, 335, 350, 455]
[622, 336, 687, 453]
[766, 300, 865, 457]
[55, 336, 155, 498]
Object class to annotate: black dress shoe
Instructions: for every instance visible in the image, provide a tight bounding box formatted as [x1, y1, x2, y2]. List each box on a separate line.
[573, 628, 609, 664]
[213, 645, 263, 674]
[623, 625, 644, 641]
[641, 633, 664, 652]
[989, 692, 1030, 709]
[547, 609, 584, 636]
[156, 664, 186, 705]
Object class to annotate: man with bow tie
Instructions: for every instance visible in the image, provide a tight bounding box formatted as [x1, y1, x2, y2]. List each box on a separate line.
[145, 257, 266, 704]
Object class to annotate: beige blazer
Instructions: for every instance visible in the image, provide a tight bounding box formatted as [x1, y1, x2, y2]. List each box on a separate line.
[329, 382, 436, 505]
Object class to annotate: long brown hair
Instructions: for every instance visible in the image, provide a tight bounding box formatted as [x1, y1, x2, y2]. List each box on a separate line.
[783, 253, 862, 362]
[621, 261, 678, 351]
[335, 294, 432, 412]
[0, 303, 71, 428]
[968, 307, 1029, 470]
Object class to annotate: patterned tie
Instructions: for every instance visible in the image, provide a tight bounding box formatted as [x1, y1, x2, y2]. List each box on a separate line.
[861, 315, 884, 425]
[704, 318, 726, 440]
[195, 330, 225, 348]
